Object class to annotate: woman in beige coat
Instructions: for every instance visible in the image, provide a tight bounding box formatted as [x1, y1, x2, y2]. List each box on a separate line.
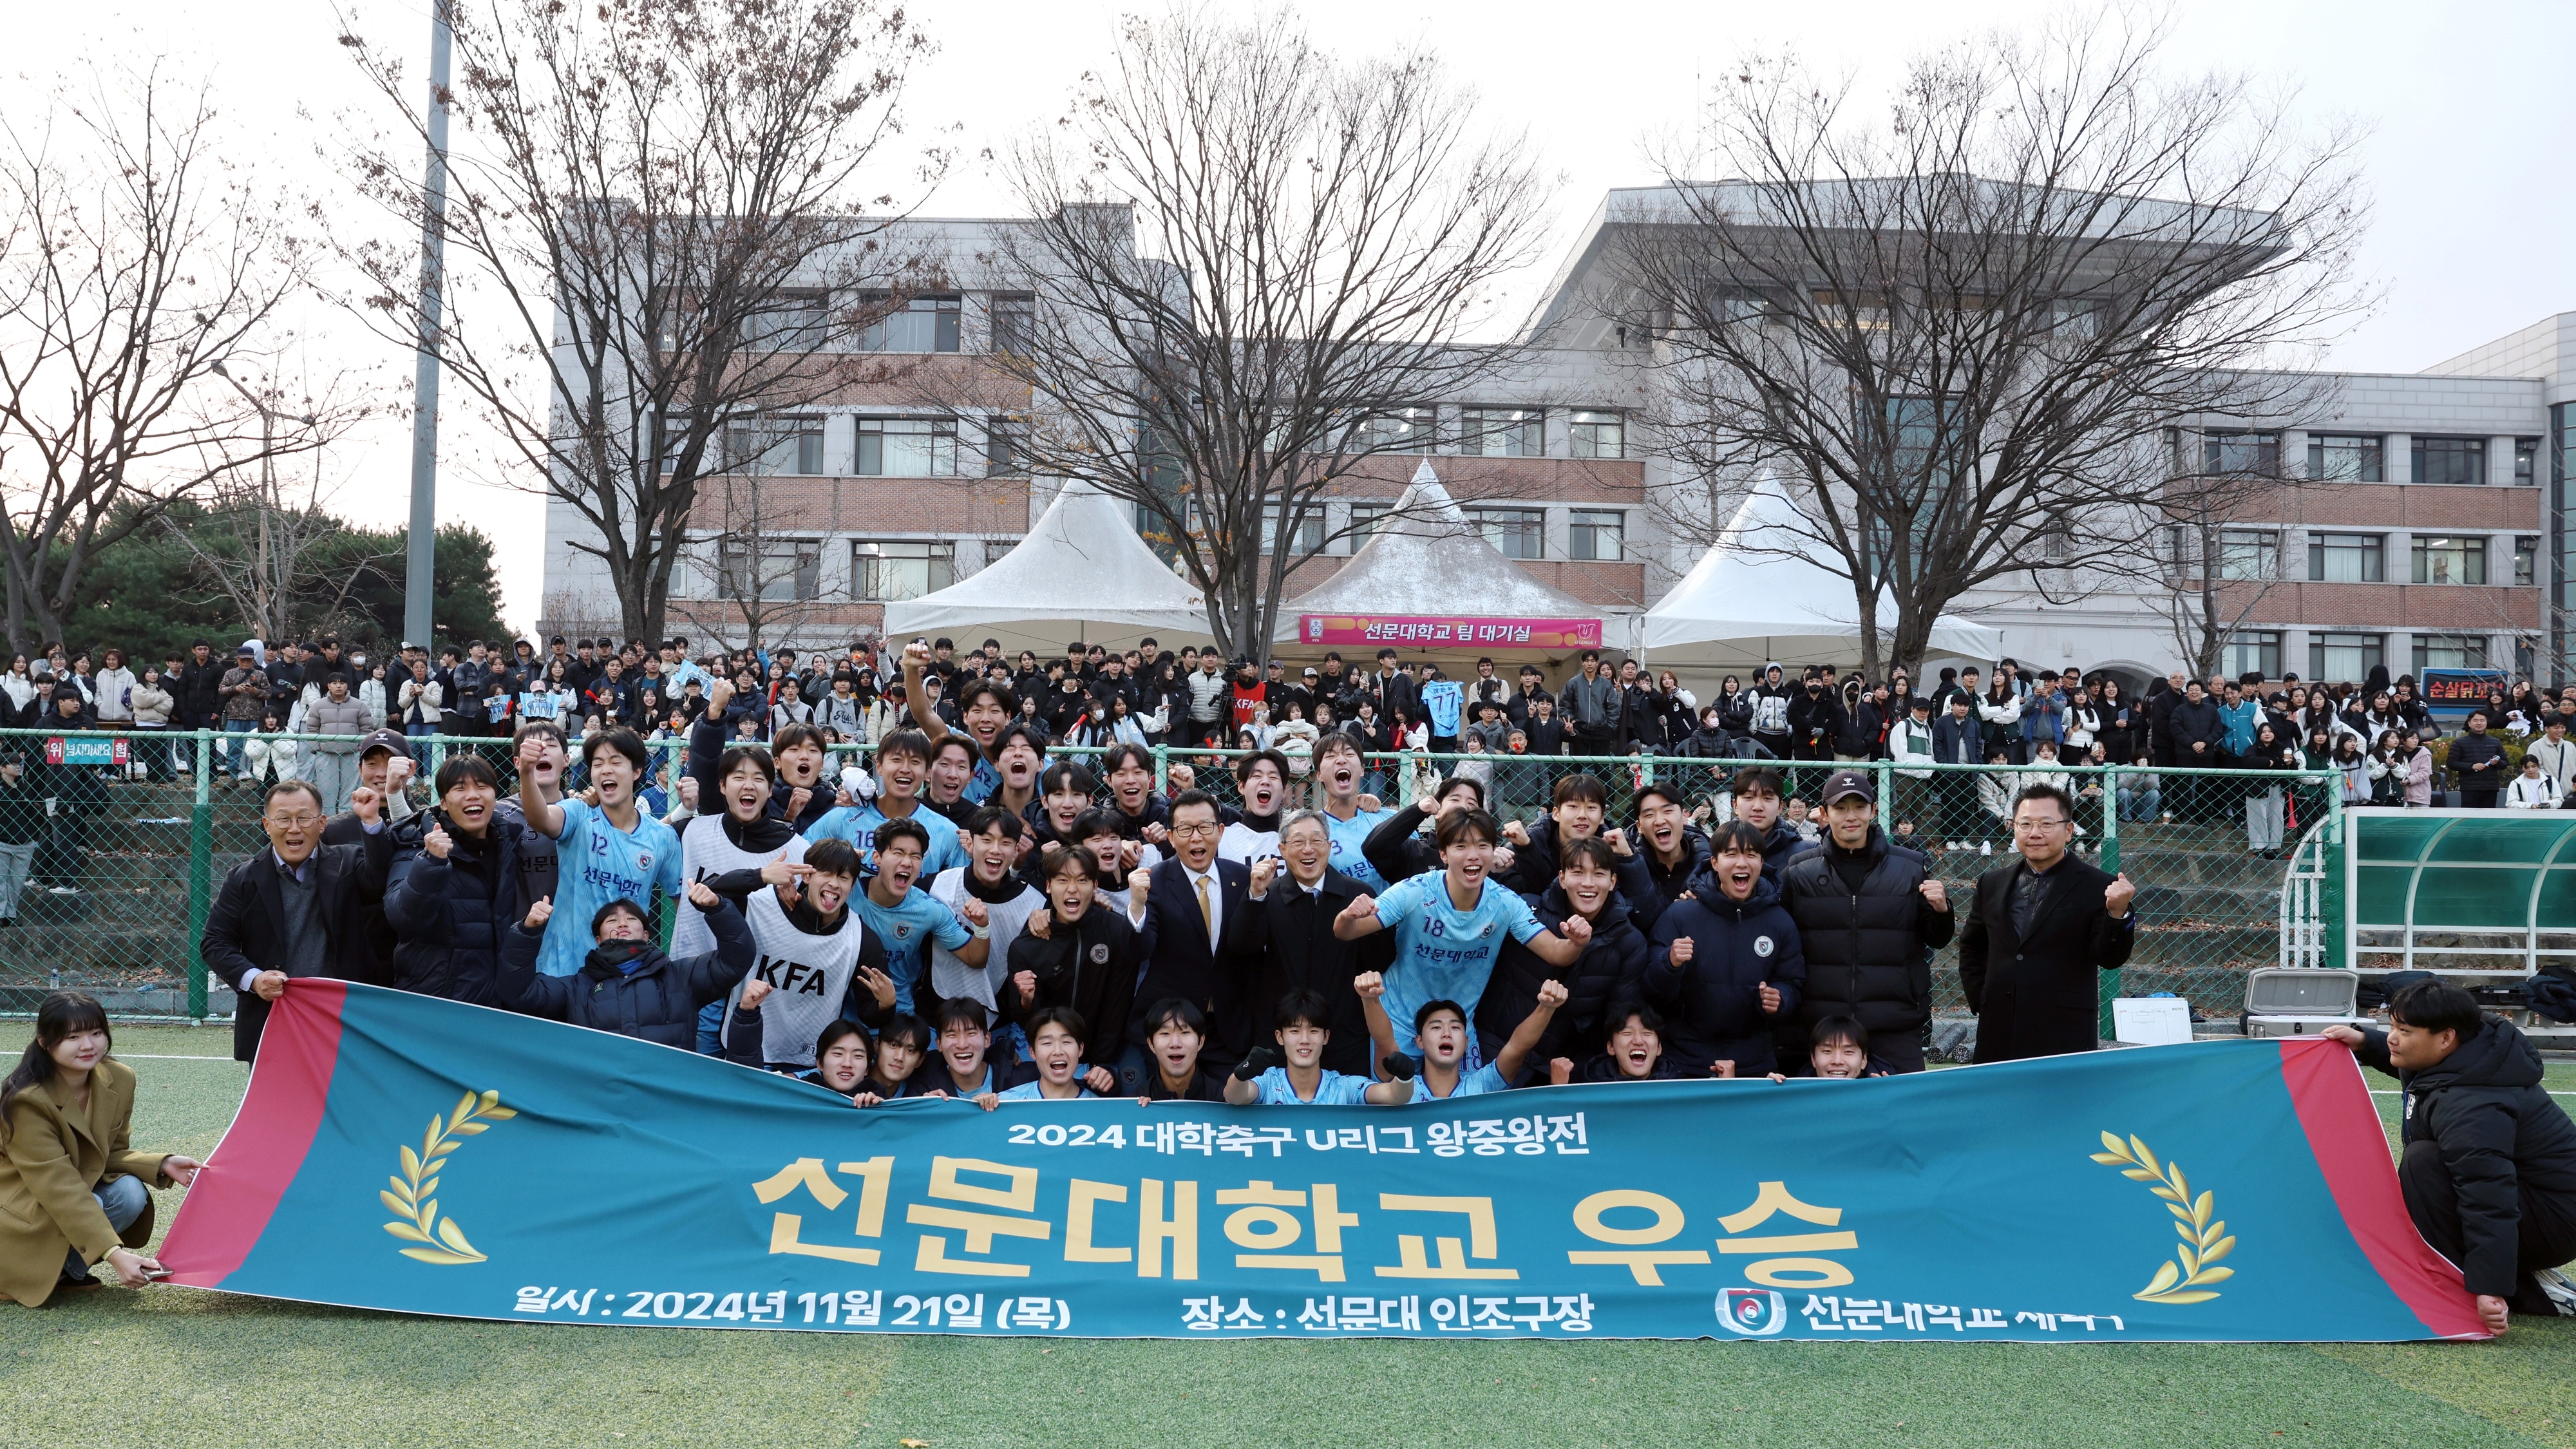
[1, 992, 199, 1306]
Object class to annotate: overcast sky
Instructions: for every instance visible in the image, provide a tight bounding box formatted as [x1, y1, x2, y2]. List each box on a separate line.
[11, 0, 2570, 634]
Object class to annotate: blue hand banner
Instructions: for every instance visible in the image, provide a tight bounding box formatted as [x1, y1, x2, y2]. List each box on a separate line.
[160, 980, 2482, 1340]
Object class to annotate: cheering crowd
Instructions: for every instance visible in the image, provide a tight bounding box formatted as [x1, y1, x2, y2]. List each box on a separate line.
[0, 631, 2570, 1327]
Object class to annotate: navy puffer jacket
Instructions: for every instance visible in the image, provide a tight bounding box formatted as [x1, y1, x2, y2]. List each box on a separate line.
[382, 808, 526, 1006]
[497, 895, 753, 1049]
[1476, 884, 1649, 1073]
[1644, 872, 1805, 1075]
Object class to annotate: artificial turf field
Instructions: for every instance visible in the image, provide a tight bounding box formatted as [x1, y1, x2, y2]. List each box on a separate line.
[3, 1027, 2570, 1449]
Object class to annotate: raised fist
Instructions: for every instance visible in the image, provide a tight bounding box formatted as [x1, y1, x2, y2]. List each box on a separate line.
[422, 824, 452, 860]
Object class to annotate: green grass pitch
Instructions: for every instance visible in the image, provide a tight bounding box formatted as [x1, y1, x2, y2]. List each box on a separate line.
[2, 1026, 2570, 1449]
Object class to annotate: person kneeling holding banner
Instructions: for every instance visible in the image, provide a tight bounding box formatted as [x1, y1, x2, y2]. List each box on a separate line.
[2325, 982, 2576, 1334]
[497, 882, 768, 1048]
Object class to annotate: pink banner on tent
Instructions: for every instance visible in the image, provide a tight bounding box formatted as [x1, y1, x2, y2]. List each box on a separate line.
[1297, 614, 1602, 650]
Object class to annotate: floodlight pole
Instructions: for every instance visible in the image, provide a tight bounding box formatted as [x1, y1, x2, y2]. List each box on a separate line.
[403, 0, 455, 648]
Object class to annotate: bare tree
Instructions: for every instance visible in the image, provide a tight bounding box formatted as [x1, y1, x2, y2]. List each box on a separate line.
[0, 64, 329, 655]
[166, 364, 388, 646]
[1609, 10, 2371, 677]
[695, 428, 843, 654]
[971, 9, 1551, 659]
[334, 0, 941, 644]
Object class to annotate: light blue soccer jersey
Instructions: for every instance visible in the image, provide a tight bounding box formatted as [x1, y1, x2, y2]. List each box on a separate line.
[536, 798, 683, 978]
[849, 886, 972, 1015]
[1372, 873, 1546, 1054]
[1251, 1067, 1374, 1105]
[807, 800, 966, 880]
[1321, 806, 1397, 891]
[996, 1079, 1096, 1101]
[963, 755, 1001, 804]
[1408, 1062, 1510, 1101]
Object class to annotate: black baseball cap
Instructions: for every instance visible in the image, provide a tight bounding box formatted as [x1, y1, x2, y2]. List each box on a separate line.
[357, 728, 411, 761]
[1821, 770, 1876, 806]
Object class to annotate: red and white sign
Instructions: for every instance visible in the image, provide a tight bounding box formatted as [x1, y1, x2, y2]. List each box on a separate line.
[1296, 614, 1602, 650]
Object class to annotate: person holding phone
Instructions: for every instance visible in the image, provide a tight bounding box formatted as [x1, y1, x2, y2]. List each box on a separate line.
[1, 992, 202, 1305]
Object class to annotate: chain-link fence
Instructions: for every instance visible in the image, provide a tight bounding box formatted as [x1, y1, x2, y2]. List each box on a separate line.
[0, 726, 2336, 1041]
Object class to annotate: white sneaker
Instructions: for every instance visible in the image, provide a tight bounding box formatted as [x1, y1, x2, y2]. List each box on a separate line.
[2537, 1267, 2576, 1317]
[1980, 842, 1993, 856]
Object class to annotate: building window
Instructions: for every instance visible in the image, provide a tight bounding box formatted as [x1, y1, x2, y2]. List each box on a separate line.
[2307, 532, 2383, 583]
[717, 538, 820, 601]
[856, 418, 958, 478]
[1356, 408, 1435, 454]
[2514, 437, 2539, 487]
[726, 415, 826, 475]
[2200, 430, 2278, 475]
[1568, 509, 1624, 562]
[2515, 535, 2540, 587]
[2412, 634, 2488, 672]
[984, 415, 1026, 477]
[744, 290, 829, 351]
[1459, 408, 1542, 458]
[860, 293, 961, 354]
[1472, 507, 1545, 560]
[1568, 410, 1624, 460]
[989, 294, 1034, 354]
[2307, 633, 2383, 685]
[2222, 631, 2281, 679]
[2306, 433, 2383, 482]
[2411, 435, 2486, 487]
[852, 540, 954, 602]
[1261, 504, 1324, 556]
[2411, 535, 2486, 585]
[1346, 502, 1390, 551]
[2216, 529, 2277, 580]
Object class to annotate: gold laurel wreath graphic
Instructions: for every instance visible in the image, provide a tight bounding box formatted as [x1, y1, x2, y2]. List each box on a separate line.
[380, 1089, 517, 1265]
[2089, 1131, 2235, 1304]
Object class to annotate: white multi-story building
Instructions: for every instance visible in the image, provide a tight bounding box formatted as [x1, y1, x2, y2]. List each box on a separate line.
[540, 193, 2573, 690]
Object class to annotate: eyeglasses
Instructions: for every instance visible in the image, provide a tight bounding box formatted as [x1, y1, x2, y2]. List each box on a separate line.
[2013, 818, 2070, 833]
[1168, 822, 1221, 838]
[264, 812, 323, 829]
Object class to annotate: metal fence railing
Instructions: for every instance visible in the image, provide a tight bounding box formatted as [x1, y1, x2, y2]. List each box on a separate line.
[0, 726, 2342, 1045]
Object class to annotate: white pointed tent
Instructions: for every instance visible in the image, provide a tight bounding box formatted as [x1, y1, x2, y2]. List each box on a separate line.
[1274, 462, 1604, 665]
[884, 478, 1214, 656]
[1640, 476, 2003, 675]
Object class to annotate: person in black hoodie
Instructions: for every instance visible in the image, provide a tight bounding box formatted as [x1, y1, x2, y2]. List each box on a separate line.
[2327, 983, 2576, 1332]
[1361, 775, 1487, 888]
[1725, 767, 1809, 878]
[1475, 835, 1647, 1077]
[382, 755, 524, 1005]
[1006, 843, 1145, 1083]
[1238, 811, 1387, 1077]
[1776, 770, 1953, 1073]
[2163, 679, 2226, 822]
[1645, 822, 1806, 1075]
[1498, 773, 1655, 904]
[497, 882, 759, 1049]
[1628, 782, 1709, 928]
[1785, 669, 1843, 762]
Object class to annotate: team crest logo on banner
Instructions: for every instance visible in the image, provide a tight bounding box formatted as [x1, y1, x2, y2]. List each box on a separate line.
[1719, 1287, 1786, 1336]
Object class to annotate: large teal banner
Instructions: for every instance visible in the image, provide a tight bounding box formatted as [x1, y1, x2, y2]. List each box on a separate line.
[160, 981, 2483, 1340]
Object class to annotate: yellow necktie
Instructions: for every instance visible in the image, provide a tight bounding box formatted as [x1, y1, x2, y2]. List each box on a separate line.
[1197, 874, 1215, 940]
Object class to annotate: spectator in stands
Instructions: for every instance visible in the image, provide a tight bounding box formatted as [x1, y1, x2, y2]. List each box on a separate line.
[2451, 712, 2508, 808]
[1956, 782, 2137, 1063]
[1776, 771, 1953, 1073]
[2325, 983, 2576, 1332]
[0, 992, 203, 1306]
